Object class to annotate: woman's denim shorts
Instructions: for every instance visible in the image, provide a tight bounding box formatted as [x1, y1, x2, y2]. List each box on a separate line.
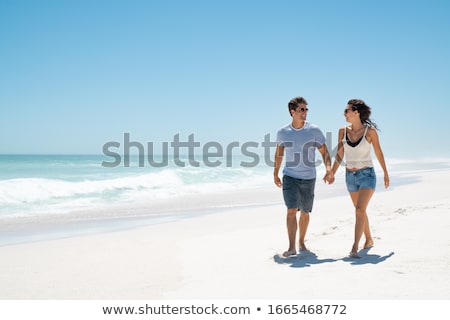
[282, 175, 316, 212]
[345, 167, 376, 192]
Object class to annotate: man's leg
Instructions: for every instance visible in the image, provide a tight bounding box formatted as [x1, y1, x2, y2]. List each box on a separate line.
[299, 211, 310, 251]
[286, 208, 298, 254]
[298, 178, 314, 251]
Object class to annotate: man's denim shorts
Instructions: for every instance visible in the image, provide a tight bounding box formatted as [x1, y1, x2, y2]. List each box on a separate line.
[345, 167, 376, 192]
[282, 175, 316, 212]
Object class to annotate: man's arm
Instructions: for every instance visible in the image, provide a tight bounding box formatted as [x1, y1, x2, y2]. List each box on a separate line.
[317, 143, 333, 183]
[273, 144, 284, 188]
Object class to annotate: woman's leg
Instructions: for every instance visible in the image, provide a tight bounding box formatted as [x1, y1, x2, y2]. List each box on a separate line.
[363, 214, 374, 248]
[349, 188, 374, 255]
[349, 192, 374, 248]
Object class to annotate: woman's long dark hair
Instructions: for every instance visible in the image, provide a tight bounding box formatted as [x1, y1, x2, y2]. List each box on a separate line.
[348, 99, 379, 131]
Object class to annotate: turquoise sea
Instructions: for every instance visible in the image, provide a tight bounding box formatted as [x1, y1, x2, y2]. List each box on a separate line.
[0, 154, 273, 219]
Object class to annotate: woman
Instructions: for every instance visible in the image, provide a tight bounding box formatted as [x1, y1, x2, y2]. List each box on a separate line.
[330, 99, 389, 258]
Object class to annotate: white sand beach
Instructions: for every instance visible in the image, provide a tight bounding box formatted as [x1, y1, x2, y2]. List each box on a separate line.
[1, 162, 450, 300]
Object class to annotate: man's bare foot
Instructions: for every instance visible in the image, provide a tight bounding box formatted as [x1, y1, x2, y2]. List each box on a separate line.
[282, 249, 297, 257]
[299, 243, 308, 251]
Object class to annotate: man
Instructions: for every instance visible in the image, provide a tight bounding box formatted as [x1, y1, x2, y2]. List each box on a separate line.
[274, 96, 333, 257]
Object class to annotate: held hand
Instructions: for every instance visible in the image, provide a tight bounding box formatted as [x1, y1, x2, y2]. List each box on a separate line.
[323, 172, 335, 184]
[328, 175, 335, 184]
[274, 176, 282, 188]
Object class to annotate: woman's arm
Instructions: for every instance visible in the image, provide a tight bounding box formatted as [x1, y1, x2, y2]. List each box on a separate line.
[368, 128, 390, 188]
[331, 127, 345, 175]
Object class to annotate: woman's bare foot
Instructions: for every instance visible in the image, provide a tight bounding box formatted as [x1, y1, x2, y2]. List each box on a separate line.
[349, 251, 361, 258]
[364, 240, 374, 249]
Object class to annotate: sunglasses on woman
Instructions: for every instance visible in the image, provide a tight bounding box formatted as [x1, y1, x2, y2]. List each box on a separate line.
[344, 108, 354, 114]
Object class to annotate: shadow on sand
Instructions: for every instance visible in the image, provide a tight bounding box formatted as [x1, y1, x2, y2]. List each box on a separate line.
[342, 247, 395, 265]
[273, 251, 337, 268]
[274, 248, 395, 268]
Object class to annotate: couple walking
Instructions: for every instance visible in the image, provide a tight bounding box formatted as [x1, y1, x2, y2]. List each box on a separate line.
[273, 96, 389, 258]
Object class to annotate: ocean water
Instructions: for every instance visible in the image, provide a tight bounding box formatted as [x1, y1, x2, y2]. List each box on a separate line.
[0, 154, 273, 219]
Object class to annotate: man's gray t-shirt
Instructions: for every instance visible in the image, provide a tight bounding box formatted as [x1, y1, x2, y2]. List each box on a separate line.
[276, 122, 326, 179]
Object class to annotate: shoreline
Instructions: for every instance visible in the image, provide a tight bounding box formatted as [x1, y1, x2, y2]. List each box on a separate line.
[0, 201, 282, 247]
[0, 184, 286, 247]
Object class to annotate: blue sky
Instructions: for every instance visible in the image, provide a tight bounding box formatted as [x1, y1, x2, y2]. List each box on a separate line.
[1, 0, 449, 159]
